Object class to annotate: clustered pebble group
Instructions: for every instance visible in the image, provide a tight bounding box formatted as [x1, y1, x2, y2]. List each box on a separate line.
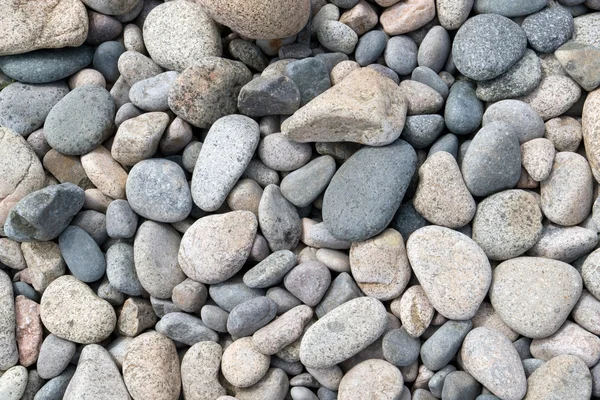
[3, 0, 600, 399]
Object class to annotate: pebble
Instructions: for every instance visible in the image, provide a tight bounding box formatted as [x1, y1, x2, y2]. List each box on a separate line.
[280, 156, 336, 208]
[556, 41, 600, 91]
[117, 51, 162, 86]
[461, 121, 521, 197]
[322, 139, 416, 242]
[540, 152, 593, 226]
[420, 320, 472, 371]
[452, 14, 527, 80]
[428, 133, 458, 158]
[259, 133, 312, 172]
[380, 0, 436, 36]
[201, 305, 229, 333]
[244, 250, 297, 289]
[0, 45, 94, 84]
[129, 71, 179, 112]
[123, 331, 181, 400]
[20, 369, 44, 400]
[43, 150, 92, 190]
[113, 110, 169, 165]
[181, 341, 225, 400]
[407, 226, 491, 320]
[243, 159, 280, 188]
[191, 115, 259, 211]
[315, 272, 362, 318]
[530, 320, 600, 367]
[209, 277, 265, 312]
[40, 275, 116, 344]
[525, 355, 592, 399]
[384, 36, 418, 75]
[519, 75, 581, 121]
[400, 114, 444, 149]
[58, 226, 105, 283]
[482, 99, 545, 144]
[284, 261, 331, 306]
[133, 220, 186, 299]
[317, 21, 358, 55]
[444, 81, 483, 135]
[221, 337, 271, 388]
[300, 297, 387, 368]
[86, 12, 122, 46]
[285, 58, 331, 107]
[382, 327, 420, 367]
[155, 311, 218, 345]
[227, 296, 278, 337]
[338, 359, 404, 400]
[521, 138, 556, 181]
[160, 117, 193, 155]
[4, 183, 84, 242]
[392, 285, 434, 338]
[472, 190, 543, 260]
[37, 335, 77, 380]
[490, 257, 583, 338]
[349, 229, 411, 300]
[400, 80, 444, 115]
[236, 367, 290, 400]
[20, 241, 65, 293]
[414, 151, 476, 228]
[0, 366, 28, 400]
[226, 179, 263, 216]
[35, 366, 75, 400]
[68, 68, 107, 89]
[572, 290, 600, 335]
[258, 184, 302, 251]
[583, 88, 600, 181]
[412, 66, 450, 99]
[106, 200, 137, 239]
[290, 387, 318, 400]
[238, 76, 301, 117]
[418, 26, 451, 73]
[0, 238, 26, 270]
[63, 344, 129, 400]
[229, 39, 269, 72]
[476, 49, 542, 102]
[0, 271, 18, 370]
[14, 296, 42, 366]
[343, 2, 378, 36]
[126, 158, 191, 223]
[92, 41, 125, 84]
[109, 78, 130, 110]
[461, 327, 527, 399]
[436, 0, 473, 30]
[330, 60, 360, 84]
[441, 371, 480, 400]
[143, 1, 220, 71]
[522, 6, 574, 53]
[0, 82, 69, 137]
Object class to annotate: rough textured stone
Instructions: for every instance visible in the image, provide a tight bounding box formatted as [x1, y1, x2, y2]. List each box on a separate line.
[181, 341, 225, 400]
[338, 359, 404, 400]
[482, 99, 545, 144]
[519, 75, 581, 121]
[582, 88, 600, 182]
[392, 285, 434, 338]
[238, 76, 301, 117]
[436, 0, 473, 30]
[221, 337, 271, 388]
[252, 304, 313, 355]
[530, 321, 600, 367]
[524, 355, 592, 400]
[380, 0, 436, 36]
[522, 6, 574, 53]
[155, 312, 218, 346]
[555, 41, 600, 91]
[259, 184, 302, 251]
[0, 271, 18, 370]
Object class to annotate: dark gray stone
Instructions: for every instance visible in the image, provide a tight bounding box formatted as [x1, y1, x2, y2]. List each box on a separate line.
[445, 81, 483, 135]
[279, 43, 313, 59]
[452, 14, 527, 80]
[12, 282, 39, 303]
[420, 320, 473, 371]
[285, 58, 331, 106]
[462, 122, 521, 197]
[227, 296, 278, 337]
[391, 200, 428, 241]
[382, 327, 421, 367]
[315, 272, 362, 318]
[208, 276, 265, 312]
[228, 39, 269, 72]
[155, 312, 218, 345]
[522, 6, 574, 53]
[429, 365, 457, 398]
[92, 41, 126, 83]
[428, 134, 458, 159]
[411, 66, 449, 98]
[317, 387, 337, 400]
[258, 184, 301, 251]
[44, 85, 115, 156]
[384, 35, 418, 76]
[35, 366, 75, 399]
[475, 49, 542, 102]
[71, 210, 107, 246]
[474, 0, 547, 17]
[21, 369, 46, 400]
[4, 183, 84, 242]
[200, 304, 229, 333]
[355, 30, 387, 67]
[0, 46, 94, 84]
[126, 159, 192, 223]
[482, 99, 545, 143]
[513, 337, 532, 360]
[106, 242, 144, 296]
[237, 75, 301, 117]
[314, 52, 349, 73]
[106, 200, 138, 239]
[59, 226, 105, 282]
[366, 64, 400, 84]
[86, 11, 123, 45]
[280, 155, 337, 208]
[322, 139, 417, 242]
[418, 26, 451, 73]
[0, 82, 68, 137]
[243, 250, 297, 289]
[330, 0, 359, 8]
[401, 114, 445, 149]
[441, 371, 481, 400]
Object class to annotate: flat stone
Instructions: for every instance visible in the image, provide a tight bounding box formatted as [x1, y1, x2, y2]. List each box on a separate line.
[322, 139, 416, 242]
[123, 331, 181, 400]
[400, 80, 444, 115]
[476, 49, 542, 102]
[59, 226, 105, 282]
[518, 75, 581, 121]
[0, 45, 94, 84]
[528, 224, 598, 264]
[380, 0, 436, 36]
[472, 190, 543, 261]
[44, 85, 115, 156]
[168, 57, 251, 128]
[129, 71, 179, 112]
[181, 341, 226, 400]
[436, 0, 473, 30]
[461, 327, 527, 400]
[0, 271, 18, 370]
[280, 156, 336, 208]
[35, 366, 75, 400]
[40, 275, 116, 344]
[117, 51, 161, 86]
[525, 355, 592, 400]
[285, 58, 331, 106]
[338, 359, 404, 400]
[143, 1, 220, 71]
[63, 344, 130, 400]
[530, 321, 600, 367]
[384, 36, 418, 75]
[582, 87, 600, 182]
[222, 337, 270, 388]
[244, 250, 297, 289]
[540, 152, 593, 226]
[191, 115, 259, 211]
[521, 138, 555, 181]
[556, 41, 600, 91]
[282, 68, 406, 146]
[227, 296, 278, 337]
[482, 99, 545, 144]
[155, 312, 218, 345]
[238, 76, 301, 117]
[420, 320, 472, 371]
[489, 257, 583, 339]
[522, 6, 574, 53]
[258, 184, 302, 251]
[4, 183, 84, 242]
[452, 14, 527, 80]
[134, 221, 186, 299]
[407, 226, 491, 320]
[441, 371, 480, 400]
[461, 121, 521, 197]
[126, 158, 191, 223]
[414, 151, 476, 228]
[0, 82, 68, 137]
[300, 297, 387, 368]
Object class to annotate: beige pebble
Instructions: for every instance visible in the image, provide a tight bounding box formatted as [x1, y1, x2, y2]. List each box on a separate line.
[21, 241, 65, 292]
[380, 0, 435, 35]
[181, 341, 226, 400]
[159, 117, 193, 156]
[42, 149, 92, 189]
[544, 116, 582, 152]
[315, 248, 350, 273]
[83, 188, 113, 213]
[15, 295, 42, 367]
[399, 80, 444, 115]
[252, 305, 313, 355]
[339, 0, 378, 35]
[330, 60, 360, 85]
[338, 359, 404, 400]
[81, 146, 128, 200]
[391, 285, 434, 338]
[117, 298, 157, 337]
[221, 337, 271, 388]
[0, 238, 26, 270]
[521, 138, 556, 181]
[227, 179, 263, 216]
[471, 301, 518, 341]
[530, 321, 600, 367]
[519, 75, 581, 121]
[111, 112, 170, 166]
[68, 69, 106, 89]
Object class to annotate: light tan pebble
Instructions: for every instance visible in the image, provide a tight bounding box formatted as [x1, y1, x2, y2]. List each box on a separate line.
[221, 337, 271, 388]
[538, 53, 567, 78]
[123, 331, 181, 400]
[117, 298, 157, 337]
[349, 229, 411, 300]
[181, 341, 226, 400]
[234, 368, 289, 400]
[401, 360, 419, 383]
[0, 238, 26, 270]
[330, 60, 360, 85]
[544, 116, 582, 152]
[413, 364, 435, 390]
[315, 248, 350, 272]
[524, 355, 592, 400]
[399, 80, 444, 115]
[83, 189, 113, 213]
[123, 24, 146, 54]
[530, 321, 600, 367]
[338, 359, 404, 400]
[519, 75, 581, 121]
[300, 218, 318, 247]
[111, 112, 169, 166]
[391, 285, 434, 338]
[15, 295, 42, 367]
[227, 179, 263, 216]
[117, 51, 163, 86]
[159, 117, 193, 156]
[21, 241, 66, 292]
[471, 302, 518, 341]
[297, 246, 318, 264]
[68, 69, 106, 89]
[380, 0, 436, 35]
[43, 149, 93, 190]
[172, 279, 207, 313]
[339, 0, 378, 35]
[252, 305, 313, 355]
[521, 138, 556, 181]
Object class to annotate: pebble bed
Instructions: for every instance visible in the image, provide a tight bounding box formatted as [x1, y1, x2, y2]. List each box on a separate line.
[2, 0, 600, 399]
